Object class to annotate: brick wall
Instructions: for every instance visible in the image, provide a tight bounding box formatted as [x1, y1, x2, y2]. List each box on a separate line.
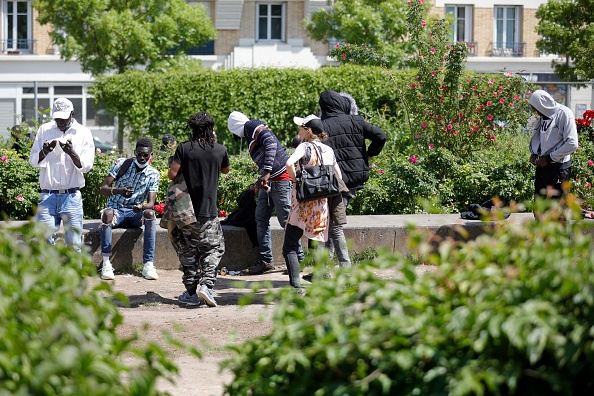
[32, 10, 54, 55]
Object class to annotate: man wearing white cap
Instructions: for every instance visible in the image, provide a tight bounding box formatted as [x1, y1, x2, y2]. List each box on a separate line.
[29, 97, 95, 253]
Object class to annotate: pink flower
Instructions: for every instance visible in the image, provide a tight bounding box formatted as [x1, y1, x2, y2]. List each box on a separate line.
[421, 20, 427, 28]
[421, 122, 428, 128]
[419, 0, 424, 4]
[431, 70, 437, 76]
[588, 182, 592, 188]
[490, 136, 496, 141]
[415, 134, 421, 139]
[446, 123, 453, 130]
[149, 158, 153, 162]
[588, 160, 593, 167]
[453, 131, 459, 136]
[335, 43, 341, 48]
[486, 101, 492, 107]
[428, 144, 434, 150]
[499, 98, 505, 104]
[514, 95, 520, 101]
[430, 48, 436, 54]
[96, 148, 101, 153]
[378, 169, 385, 175]
[411, 83, 417, 89]
[17, 194, 24, 202]
[1, 155, 7, 163]
[487, 114, 493, 121]
[342, 53, 347, 60]
[408, 155, 418, 164]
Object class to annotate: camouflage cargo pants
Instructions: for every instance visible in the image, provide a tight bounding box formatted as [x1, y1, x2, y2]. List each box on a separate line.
[170, 217, 225, 290]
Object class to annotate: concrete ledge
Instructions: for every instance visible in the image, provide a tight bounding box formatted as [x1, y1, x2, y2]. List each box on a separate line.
[3, 213, 536, 272]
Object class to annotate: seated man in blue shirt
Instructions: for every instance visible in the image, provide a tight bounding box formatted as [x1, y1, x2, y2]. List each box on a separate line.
[98, 138, 161, 280]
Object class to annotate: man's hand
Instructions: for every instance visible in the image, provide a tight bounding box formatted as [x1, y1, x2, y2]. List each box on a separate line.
[256, 173, 271, 189]
[133, 202, 144, 213]
[116, 185, 134, 198]
[42, 140, 57, 155]
[529, 154, 538, 166]
[536, 156, 549, 167]
[60, 139, 75, 156]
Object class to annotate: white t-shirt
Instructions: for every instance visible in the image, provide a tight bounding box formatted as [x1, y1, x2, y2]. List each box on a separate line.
[289, 140, 341, 178]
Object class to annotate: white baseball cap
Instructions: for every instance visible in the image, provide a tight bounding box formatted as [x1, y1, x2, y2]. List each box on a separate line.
[293, 114, 320, 126]
[51, 97, 74, 119]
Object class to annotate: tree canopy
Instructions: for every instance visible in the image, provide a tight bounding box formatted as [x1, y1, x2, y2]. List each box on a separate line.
[304, 0, 429, 68]
[535, 0, 594, 81]
[33, 0, 217, 76]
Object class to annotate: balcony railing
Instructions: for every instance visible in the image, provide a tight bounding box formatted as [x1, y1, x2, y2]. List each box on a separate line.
[1, 39, 36, 54]
[490, 42, 526, 57]
[463, 42, 478, 56]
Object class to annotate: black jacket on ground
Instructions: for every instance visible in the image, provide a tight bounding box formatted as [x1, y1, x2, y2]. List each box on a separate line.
[319, 90, 386, 190]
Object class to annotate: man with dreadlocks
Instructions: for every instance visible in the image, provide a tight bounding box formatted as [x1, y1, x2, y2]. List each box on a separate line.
[99, 138, 161, 281]
[168, 111, 230, 307]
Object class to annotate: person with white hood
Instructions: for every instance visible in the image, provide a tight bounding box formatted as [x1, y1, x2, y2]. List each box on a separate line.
[228, 111, 302, 275]
[528, 89, 579, 202]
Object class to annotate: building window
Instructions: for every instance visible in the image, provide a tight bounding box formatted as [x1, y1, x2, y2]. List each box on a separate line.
[186, 1, 214, 55]
[257, 3, 285, 41]
[445, 5, 473, 43]
[2, 0, 33, 53]
[494, 6, 521, 49]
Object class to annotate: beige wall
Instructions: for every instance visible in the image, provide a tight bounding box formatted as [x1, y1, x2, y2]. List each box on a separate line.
[32, 10, 54, 55]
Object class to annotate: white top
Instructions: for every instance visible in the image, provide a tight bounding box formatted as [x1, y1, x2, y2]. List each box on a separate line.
[29, 119, 95, 190]
[288, 140, 342, 179]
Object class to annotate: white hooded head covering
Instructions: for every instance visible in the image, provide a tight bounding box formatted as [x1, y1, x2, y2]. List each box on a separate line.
[227, 111, 250, 138]
[528, 90, 560, 119]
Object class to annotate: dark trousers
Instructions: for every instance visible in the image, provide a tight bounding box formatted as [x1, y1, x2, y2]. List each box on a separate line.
[283, 224, 304, 289]
[534, 165, 571, 200]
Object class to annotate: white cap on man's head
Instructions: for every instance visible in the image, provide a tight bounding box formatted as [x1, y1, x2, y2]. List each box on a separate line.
[293, 114, 320, 126]
[51, 97, 74, 119]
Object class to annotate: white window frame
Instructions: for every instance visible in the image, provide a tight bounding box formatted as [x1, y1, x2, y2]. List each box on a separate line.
[445, 5, 473, 43]
[2, 0, 33, 53]
[494, 6, 521, 49]
[256, 2, 285, 42]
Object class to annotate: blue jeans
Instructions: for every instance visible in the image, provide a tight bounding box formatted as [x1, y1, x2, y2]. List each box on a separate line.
[100, 208, 156, 263]
[255, 180, 298, 263]
[36, 191, 84, 253]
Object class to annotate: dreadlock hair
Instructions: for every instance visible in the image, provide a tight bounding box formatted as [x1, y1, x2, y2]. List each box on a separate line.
[136, 137, 153, 152]
[187, 111, 216, 147]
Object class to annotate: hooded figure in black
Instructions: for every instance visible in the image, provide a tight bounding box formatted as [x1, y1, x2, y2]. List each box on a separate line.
[319, 90, 386, 192]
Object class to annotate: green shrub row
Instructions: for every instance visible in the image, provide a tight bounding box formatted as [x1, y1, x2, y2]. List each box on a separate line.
[3, 132, 594, 220]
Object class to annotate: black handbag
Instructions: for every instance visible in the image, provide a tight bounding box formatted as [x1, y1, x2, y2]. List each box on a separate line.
[296, 142, 340, 202]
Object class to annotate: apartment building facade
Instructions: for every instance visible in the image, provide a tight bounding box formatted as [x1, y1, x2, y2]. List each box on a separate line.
[0, 0, 590, 140]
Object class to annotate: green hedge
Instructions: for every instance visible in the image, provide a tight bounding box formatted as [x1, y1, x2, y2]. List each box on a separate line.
[4, 131, 594, 220]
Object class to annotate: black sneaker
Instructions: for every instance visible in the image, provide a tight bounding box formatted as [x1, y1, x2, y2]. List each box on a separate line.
[302, 273, 314, 282]
[241, 261, 275, 275]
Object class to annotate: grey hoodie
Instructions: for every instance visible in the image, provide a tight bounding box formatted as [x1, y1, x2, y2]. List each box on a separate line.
[528, 90, 578, 165]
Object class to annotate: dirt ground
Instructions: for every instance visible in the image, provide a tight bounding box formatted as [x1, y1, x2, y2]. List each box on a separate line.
[100, 264, 431, 396]
[100, 267, 289, 396]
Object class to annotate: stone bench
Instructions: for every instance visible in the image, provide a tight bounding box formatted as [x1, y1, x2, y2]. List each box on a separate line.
[3, 213, 536, 272]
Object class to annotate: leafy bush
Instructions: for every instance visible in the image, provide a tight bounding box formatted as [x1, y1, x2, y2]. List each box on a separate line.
[222, 200, 594, 395]
[0, 222, 191, 395]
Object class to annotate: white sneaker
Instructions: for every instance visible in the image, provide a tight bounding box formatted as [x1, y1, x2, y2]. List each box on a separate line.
[101, 259, 115, 280]
[142, 262, 159, 280]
